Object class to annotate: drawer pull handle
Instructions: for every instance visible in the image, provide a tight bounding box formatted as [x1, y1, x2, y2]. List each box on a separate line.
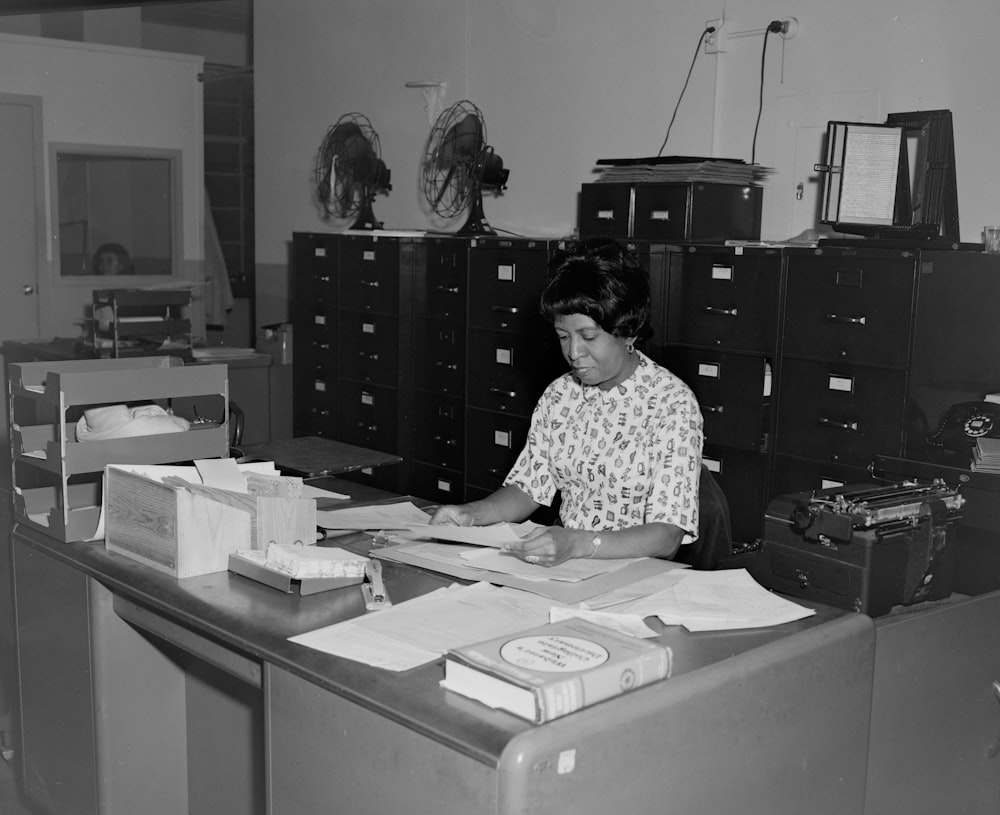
[491, 306, 519, 315]
[360, 280, 380, 288]
[357, 423, 378, 432]
[433, 436, 458, 446]
[825, 313, 867, 325]
[490, 387, 517, 398]
[704, 306, 738, 317]
[818, 416, 859, 431]
[435, 361, 459, 371]
[703, 404, 724, 414]
[359, 352, 380, 361]
[436, 285, 460, 294]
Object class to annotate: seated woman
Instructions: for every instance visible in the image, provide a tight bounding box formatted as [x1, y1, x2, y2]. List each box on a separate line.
[91, 242, 135, 275]
[431, 237, 704, 566]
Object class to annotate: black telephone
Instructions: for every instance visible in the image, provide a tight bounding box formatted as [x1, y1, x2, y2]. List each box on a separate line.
[926, 401, 1000, 452]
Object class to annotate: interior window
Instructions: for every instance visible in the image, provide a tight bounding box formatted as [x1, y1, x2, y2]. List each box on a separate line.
[54, 147, 178, 277]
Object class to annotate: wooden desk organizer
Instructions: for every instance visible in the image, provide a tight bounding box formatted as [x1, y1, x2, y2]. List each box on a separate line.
[8, 356, 229, 543]
[105, 466, 316, 578]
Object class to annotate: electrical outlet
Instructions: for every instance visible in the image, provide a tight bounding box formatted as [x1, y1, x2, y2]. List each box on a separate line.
[704, 18, 725, 54]
[779, 16, 799, 39]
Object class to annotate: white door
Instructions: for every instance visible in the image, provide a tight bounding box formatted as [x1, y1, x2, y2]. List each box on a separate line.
[769, 91, 882, 240]
[0, 94, 44, 442]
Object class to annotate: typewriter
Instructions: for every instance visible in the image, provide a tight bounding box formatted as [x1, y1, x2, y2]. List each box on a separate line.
[749, 480, 964, 616]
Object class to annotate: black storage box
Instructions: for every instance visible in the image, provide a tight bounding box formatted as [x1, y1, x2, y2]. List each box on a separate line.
[578, 182, 762, 241]
[748, 481, 963, 616]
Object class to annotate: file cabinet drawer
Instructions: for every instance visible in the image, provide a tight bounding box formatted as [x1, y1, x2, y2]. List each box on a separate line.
[415, 319, 465, 397]
[465, 408, 529, 492]
[338, 313, 399, 385]
[702, 444, 768, 545]
[412, 394, 464, 470]
[770, 454, 876, 497]
[578, 183, 631, 238]
[422, 240, 467, 321]
[783, 254, 916, 365]
[467, 241, 550, 333]
[410, 461, 465, 504]
[467, 329, 560, 416]
[775, 358, 906, 465]
[338, 237, 400, 313]
[336, 382, 397, 452]
[666, 250, 781, 352]
[665, 348, 770, 451]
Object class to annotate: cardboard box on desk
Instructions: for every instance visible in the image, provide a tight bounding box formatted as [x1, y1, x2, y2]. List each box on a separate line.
[104, 466, 316, 578]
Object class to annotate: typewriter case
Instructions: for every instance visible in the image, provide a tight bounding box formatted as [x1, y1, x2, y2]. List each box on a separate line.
[750, 482, 963, 616]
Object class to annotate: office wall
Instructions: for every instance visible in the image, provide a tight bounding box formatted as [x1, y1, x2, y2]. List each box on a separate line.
[0, 33, 205, 336]
[255, 0, 1000, 324]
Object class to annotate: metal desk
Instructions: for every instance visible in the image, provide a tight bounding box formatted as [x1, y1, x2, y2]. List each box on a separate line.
[10, 479, 876, 815]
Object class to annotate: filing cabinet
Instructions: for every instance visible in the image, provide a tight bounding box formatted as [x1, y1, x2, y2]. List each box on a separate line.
[464, 237, 563, 495]
[772, 247, 920, 497]
[292, 233, 415, 491]
[292, 232, 562, 504]
[657, 244, 782, 543]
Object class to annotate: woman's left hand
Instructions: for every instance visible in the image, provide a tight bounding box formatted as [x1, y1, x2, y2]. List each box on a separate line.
[502, 527, 589, 567]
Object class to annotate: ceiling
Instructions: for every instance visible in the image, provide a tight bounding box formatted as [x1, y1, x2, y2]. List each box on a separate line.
[0, 0, 250, 34]
[141, 0, 250, 34]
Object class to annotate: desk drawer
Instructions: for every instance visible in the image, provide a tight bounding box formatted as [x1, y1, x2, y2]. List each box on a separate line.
[338, 313, 398, 385]
[666, 251, 781, 352]
[784, 254, 916, 365]
[465, 408, 529, 491]
[665, 348, 770, 451]
[775, 358, 906, 465]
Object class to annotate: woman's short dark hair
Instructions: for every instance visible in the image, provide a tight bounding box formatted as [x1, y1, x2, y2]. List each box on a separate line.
[540, 237, 652, 339]
[91, 242, 134, 275]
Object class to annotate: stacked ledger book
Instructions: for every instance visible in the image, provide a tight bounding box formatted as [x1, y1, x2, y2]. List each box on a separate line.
[592, 156, 772, 186]
[971, 436, 1000, 473]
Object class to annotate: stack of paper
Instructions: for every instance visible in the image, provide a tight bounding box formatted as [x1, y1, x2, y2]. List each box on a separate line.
[972, 437, 1000, 473]
[592, 156, 773, 186]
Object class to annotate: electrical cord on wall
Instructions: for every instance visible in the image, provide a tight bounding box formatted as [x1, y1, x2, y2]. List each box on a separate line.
[750, 20, 783, 165]
[656, 25, 715, 158]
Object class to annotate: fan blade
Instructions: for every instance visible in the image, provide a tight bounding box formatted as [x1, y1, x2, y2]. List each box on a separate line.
[440, 114, 483, 162]
[434, 163, 458, 208]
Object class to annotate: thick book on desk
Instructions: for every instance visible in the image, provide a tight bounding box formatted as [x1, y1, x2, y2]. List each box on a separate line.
[441, 617, 672, 724]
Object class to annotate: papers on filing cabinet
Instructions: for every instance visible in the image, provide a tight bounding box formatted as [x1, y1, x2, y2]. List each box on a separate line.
[288, 581, 558, 671]
[579, 568, 815, 632]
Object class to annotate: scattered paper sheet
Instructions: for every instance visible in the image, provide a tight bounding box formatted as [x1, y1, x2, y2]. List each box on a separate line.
[624, 569, 815, 631]
[394, 522, 533, 547]
[549, 605, 660, 638]
[316, 500, 432, 530]
[288, 581, 560, 671]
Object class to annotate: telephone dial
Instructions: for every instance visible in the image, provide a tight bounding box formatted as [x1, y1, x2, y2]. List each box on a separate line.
[926, 401, 1000, 452]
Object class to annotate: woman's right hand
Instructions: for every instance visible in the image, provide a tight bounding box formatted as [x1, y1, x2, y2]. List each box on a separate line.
[429, 504, 477, 526]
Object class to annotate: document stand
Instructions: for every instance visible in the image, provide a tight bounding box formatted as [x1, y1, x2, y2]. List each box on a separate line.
[815, 109, 960, 247]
